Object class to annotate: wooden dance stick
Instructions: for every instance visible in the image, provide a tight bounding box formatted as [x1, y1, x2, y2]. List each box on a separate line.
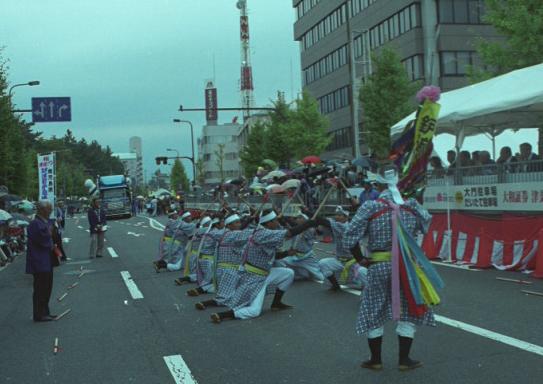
[67, 282, 79, 290]
[337, 178, 353, 199]
[57, 292, 68, 302]
[521, 290, 543, 297]
[55, 308, 71, 321]
[496, 277, 532, 285]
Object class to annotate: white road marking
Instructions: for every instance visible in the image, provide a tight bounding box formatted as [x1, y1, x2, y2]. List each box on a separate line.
[127, 231, 143, 237]
[77, 225, 83, 229]
[85, 229, 90, 233]
[120, 271, 143, 299]
[314, 280, 543, 357]
[62, 237, 71, 243]
[163, 355, 198, 384]
[108, 247, 119, 258]
[142, 225, 149, 228]
[434, 315, 543, 357]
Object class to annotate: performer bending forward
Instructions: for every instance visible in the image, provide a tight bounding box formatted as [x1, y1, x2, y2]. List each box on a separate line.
[343, 169, 435, 371]
[317, 206, 367, 290]
[210, 209, 318, 323]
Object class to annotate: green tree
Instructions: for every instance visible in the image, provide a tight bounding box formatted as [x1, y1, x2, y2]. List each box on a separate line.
[472, 0, 543, 152]
[195, 157, 206, 186]
[265, 94, 295, 168]
[214, 144, 226, 183]
[359, 47, 419, 158]
[240, 120, 268, 178]
[289, 91, 331, 159]
[170, 158, 189, 192]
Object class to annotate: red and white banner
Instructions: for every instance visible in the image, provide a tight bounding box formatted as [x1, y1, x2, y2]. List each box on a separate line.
[421, 212, 543, 278]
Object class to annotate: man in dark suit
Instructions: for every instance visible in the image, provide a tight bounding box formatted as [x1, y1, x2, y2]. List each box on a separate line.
[88, 198, 107, 258]
[26, 200, 56, 322]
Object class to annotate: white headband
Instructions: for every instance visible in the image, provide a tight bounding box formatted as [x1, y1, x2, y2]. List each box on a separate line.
[225, 214, 240, 225]
[335, 206, 349, 217]
[181, 211, 191, 219]
[375, 169, 404, 205]
[297, 213, 309, 220]
[168, 210, 178, 217]
[259, 211, 277, 225]
[200, 216, 212, 226]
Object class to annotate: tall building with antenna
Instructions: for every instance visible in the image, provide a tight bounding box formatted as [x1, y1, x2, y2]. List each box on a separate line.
[237, 0, 255, 121]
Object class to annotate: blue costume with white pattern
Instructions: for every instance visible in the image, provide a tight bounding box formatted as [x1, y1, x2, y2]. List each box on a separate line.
[343, 190, 435, 335]
[275, 227, 324, 281]
[228, 228, 289, 311]
[207, 228, 252, 305]
[166, 220, 195, 272]
[318, 219, 367, 287]
[196, 227, 222, 292]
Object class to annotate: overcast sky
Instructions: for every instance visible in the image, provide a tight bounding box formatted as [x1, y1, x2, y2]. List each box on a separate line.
[2, 0, 537, 180]
[2, 0, 301, 179]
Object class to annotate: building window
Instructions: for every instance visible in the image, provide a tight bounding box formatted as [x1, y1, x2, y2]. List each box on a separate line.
[327, 127, 352, 151]
[318, 86, 351, 115]
[438, 0, 486, 24]
[296, 0, 322, 20]
[402, 55, 425, 81]
[367, 3, 420, 51]
[440, 51, 476, 75]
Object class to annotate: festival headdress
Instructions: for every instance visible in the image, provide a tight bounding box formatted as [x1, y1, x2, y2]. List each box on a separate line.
[375, 167, 404, 205]
[180, 211, 191, 220]
[259, 210, 277, 225]
[224, 214, 240, 226]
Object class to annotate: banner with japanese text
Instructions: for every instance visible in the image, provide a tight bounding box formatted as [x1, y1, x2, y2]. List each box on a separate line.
[37, 153, 56, 209]
[423, 182, 543, 211]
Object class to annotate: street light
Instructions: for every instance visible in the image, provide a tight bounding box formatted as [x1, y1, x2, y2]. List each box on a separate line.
[8, 80, 40, 97]
[172, 119, 196, 187]
[166, 148, 180, 158]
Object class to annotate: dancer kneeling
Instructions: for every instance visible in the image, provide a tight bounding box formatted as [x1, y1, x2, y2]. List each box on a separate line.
[317, 206, 368, 291]
[210, 209, 318, 323]
[154, 211, 195, 273]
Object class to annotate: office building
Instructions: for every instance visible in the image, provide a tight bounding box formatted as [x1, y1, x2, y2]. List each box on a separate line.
[128, 136, 144, 187]
[293, 0, 501, 159]
[198, 122, 243, 186]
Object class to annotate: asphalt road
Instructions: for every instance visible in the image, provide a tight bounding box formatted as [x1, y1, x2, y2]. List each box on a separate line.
[1, 214, 543, 384]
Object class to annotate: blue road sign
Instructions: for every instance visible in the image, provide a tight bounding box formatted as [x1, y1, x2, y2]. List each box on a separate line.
[32, 97, 71, 123]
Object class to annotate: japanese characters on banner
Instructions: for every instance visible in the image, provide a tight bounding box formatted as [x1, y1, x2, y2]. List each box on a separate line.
[423, 182, 543, 211]
[37, 153, 56, 209]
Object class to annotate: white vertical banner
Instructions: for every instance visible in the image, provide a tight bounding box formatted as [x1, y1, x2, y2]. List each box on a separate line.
[37, 153, 56, 211]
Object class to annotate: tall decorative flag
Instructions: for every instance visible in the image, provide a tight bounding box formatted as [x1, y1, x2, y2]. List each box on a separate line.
[390, 85, 442, 198]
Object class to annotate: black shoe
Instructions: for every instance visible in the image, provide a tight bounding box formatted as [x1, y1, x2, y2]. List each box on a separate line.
[34, 315, 55, 322]
[398, 336, 422, 371]
[96, 254, 103, 258]
[210, 310, 234, 324]
[195, 302, 206, 310]
[361, 337, 383, 371]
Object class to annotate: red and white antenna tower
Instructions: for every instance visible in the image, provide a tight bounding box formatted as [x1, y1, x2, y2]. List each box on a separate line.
[236, 0, 254, 122]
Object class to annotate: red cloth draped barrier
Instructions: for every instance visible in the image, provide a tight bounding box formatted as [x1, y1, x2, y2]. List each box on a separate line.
[422, 212, 543, 278]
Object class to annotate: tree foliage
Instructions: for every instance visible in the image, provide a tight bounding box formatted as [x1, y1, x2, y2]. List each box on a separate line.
[472, 0, 543, 80]
[239, 92, 330, 177]
[195, 157, 206, 186]
[359, 47, 419, 158]
[214, 143, 226, 183]
[239, 121, 268, 178]
[170, 158, 189, 192]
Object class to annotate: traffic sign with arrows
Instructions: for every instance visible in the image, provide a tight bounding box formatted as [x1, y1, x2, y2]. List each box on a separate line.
[32, 97, 71, 123]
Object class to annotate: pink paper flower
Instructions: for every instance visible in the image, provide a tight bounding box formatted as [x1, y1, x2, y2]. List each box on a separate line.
[416, 85, 441, 103]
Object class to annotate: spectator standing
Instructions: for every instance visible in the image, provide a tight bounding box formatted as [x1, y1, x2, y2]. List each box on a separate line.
[55, 201, 65, 230]
[88, 198, 107, 258]
[26, 200, 57, 322]
[479, 151, 496, 175]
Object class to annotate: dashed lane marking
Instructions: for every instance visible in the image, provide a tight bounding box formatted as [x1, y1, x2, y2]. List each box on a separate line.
[120, 271, 143, 299]
[163, 355, 198, 384]
[108, 247, 119, 258]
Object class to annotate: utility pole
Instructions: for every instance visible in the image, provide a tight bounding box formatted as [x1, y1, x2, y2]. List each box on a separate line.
[346, 2, 362, 159]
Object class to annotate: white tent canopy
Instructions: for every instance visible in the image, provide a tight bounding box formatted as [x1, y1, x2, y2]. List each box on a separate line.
[391, 63, 543, 140]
